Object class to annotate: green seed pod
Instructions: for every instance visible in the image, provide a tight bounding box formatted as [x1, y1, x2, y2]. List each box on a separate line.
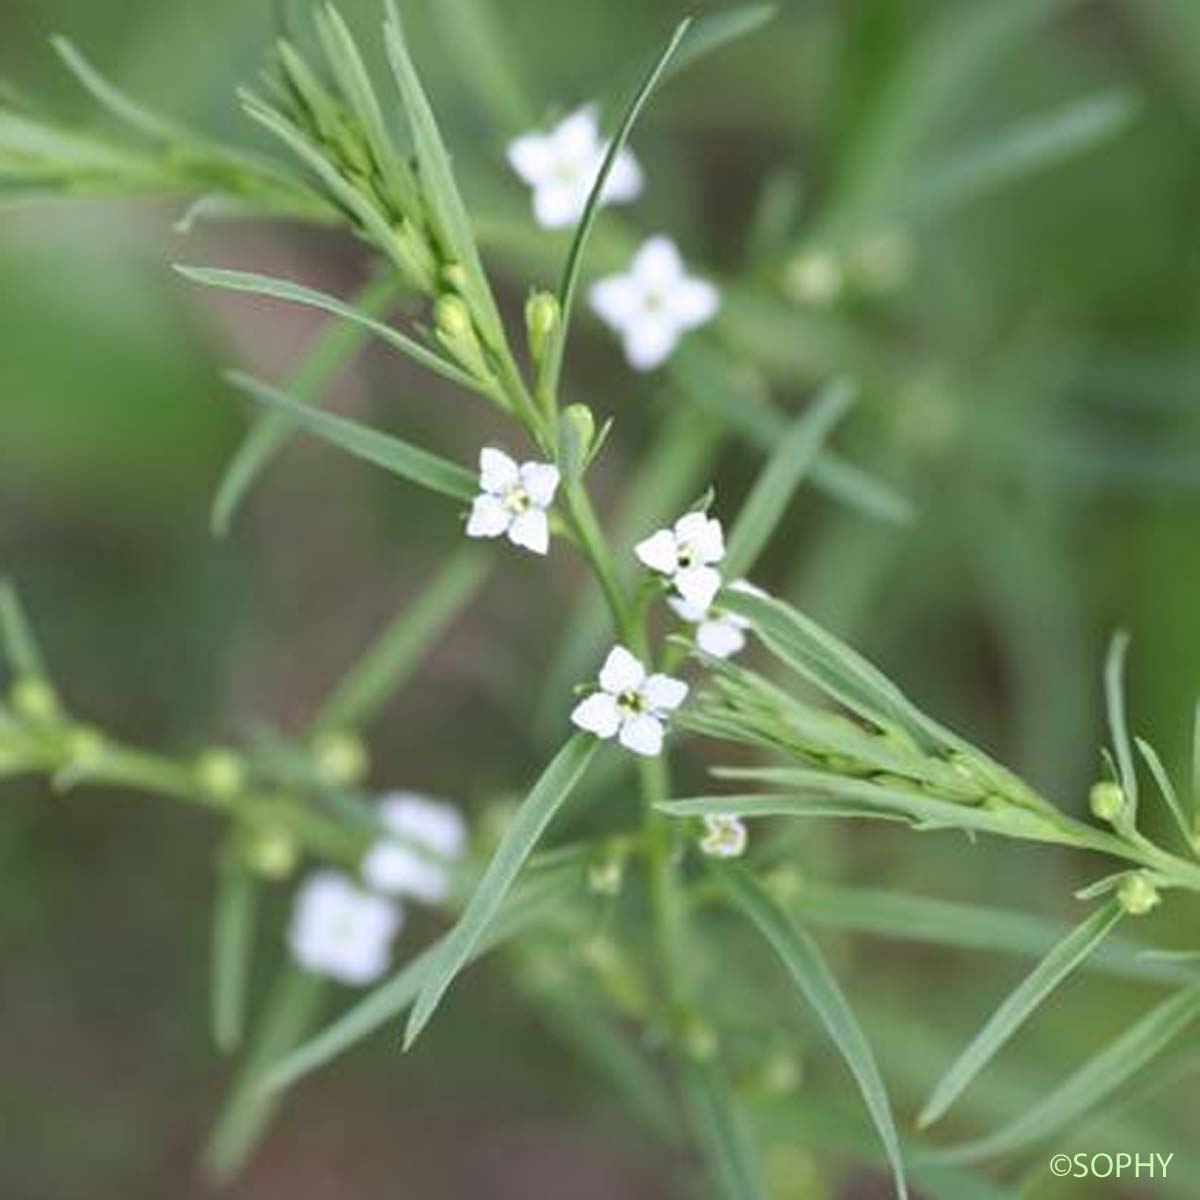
[524, 291, 559, 363]
[1117, 873, 1161, 916]
[196, 748, 246, 802]
[1089, 780, 1125, 822]
[313, 731, 368, 786]
[11, 677, 59, 724]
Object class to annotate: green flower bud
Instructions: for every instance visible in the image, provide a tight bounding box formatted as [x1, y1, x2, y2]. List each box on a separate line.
[435, 294, 473, 339]
[442, 263, 468, 292]
[242, 827, 300, 881]
[557, 403, 596, 481]
[313, 731, 368, 786]
[11, 677, 59, 724]
[783, 248, 843, 305]
[587, 855, 624, 897]
[524, 291, 559, 362]
[1118, 873, 1161, 917]
[196, 749, 246, 802]
[1089, 780, 1125, 823]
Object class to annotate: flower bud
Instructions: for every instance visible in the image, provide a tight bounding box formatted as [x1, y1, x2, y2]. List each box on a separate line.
[1118, 873, 1161, 916]
[557, 403, 596, 481]
[587, 854, 624, 897]
[525, 291, 559, 362]
[434, 295, 491, 380]
[11, 677, 59, 723]
[783, 248, 843, 305]
[442, 263, 468, 292]
[1089, 780, 1125, 823]
[312, 731, 368, 786]
[242, 827, 300, 881]
[196, 748, 246, 802]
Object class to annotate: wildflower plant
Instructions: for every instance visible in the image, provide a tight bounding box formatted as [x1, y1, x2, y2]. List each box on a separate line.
[3, 3, 1198, 1198]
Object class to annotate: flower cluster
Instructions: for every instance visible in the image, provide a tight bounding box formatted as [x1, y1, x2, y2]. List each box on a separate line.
[287, 792, 466, 986]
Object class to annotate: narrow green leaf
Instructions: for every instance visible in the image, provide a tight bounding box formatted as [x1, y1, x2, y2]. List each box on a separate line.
[264, 863, 582, 1093]
[667, 4, 778, 78]
[0, 580, 46, 679]
[315, 548, 490, 732]
[933, 986, 1200, 1164]
[209, 271, 398, 537]
[177, 265, 480, 392]
[1135, 737, 1193, 850]
[225, 371, 477, 500]
[405, 735, 599, 1048]
[721, 864, 908, 1200]
[540, 19, 692, 398]
[383, 4, 505, 346]
[907, 91, 1138, 222]
[1104, 630, 1139, 817]
[918, 899, 1123, 1129]
[203, 967, 327, 1184]
[724, 380, 856, 578]
[678, 1056, 769, 1200]
[210, 860, 260, 1054]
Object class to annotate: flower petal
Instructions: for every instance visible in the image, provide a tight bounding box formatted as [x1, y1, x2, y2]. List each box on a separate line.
[589, 274, 642, 331]
[619, 713, 664, 757]
[697, 618, 747, 659]
[674, 566, 722, 612]
[379, 792, 466, 858]
[700, 814, 747, 859]
[466, 494, 511, 540]
[571, 691, 621, 739]
[672, 278, 720, 329]
[633, 236, 685, 288]
[507, 133, 554, 186]
[598, 645, 646, 694]
[479, 447, 520, 493]
[287, 871, 402, 986]
[634, 528, 680, 575]
[675, 513, 725, 564]
[362, 843, 453, 904]
[534, 181, 586, 228]
[553, 106, 602, 163]
[624, 318, 680, 371]
[602, 149, 644, 203]
[667, 594, 709, 623]
[507, 508, 551, 555]
[643, 673, 688, 713]
[520, 462, 561, 509]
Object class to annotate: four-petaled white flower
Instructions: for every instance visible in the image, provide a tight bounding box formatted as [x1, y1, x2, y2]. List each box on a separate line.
[508, 105, 643, 229]
[571, 646, 688, 758]
[287, 871, 402, 986]
[636, 511, 725, 612]
[670, 580, 765, 660]
[466, 447, 560, 556]
[363, 792, 467, 904]
[589, 237, 720, 370]
[700, 814, 748, 859]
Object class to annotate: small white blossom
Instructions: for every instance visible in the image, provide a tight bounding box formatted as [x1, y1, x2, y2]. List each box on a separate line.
[466, 447, 560, 556]
[670, 580, 765, 660]
[507, 105, 643, 229]
[287, 871, 402, 986]
[589, 237, 720, 370]
[636, 510, 725, 611]
[571, 646, 688, 758]
[700, 814, 748, 859]
[363, 792, 467, 904]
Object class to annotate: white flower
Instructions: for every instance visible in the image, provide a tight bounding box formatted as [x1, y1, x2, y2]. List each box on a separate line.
[287, 871, 402, 986]
[362, 792, 467, 905]
[589, 237, 720, 370]
[507, 105, 643, 229]
[700, 814, 748, 859]
[571, 645, 688, 758]
[670, 580, 765, 660]
[466, 447, 560, 556]
[635, 510, 725, 611]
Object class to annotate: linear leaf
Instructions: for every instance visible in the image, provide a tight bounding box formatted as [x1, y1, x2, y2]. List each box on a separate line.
[1135, 737, 1193, 850]
[225, 371, 476, 500]
[724, 380, 855, 578]
[918, 899, 1123, 1129]
[722, 865, 907, 1200]
[667, 4, 778, 78]
[315, 548, 490, 732]
[933, 986, 1200, 1164]
[679, 1057, 769, 1200]
[210, 860, 259, 1054]
[0, 580, 46, 679]
[1104, 630, 1139, 816]
[262, 864, 581, 1094]
[404, 735, 598, 1047]
[177, 265, 480, 391]
[540, 19, 691, 398]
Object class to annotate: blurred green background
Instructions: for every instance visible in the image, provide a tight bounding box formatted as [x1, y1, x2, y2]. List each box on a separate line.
[2, 0, 1200, 1196]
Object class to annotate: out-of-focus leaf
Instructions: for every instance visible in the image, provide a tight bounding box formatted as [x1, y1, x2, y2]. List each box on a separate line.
[225, 371, 477, 500]
[724, 380, 855, 579]
[0, 580, 46, 679]
[678, 1056, 769, 1200]
[1104, 631, 1139, 817]
[931, 987, 1200, 1164]
[667, 4, 778, 79]
[210, 860, 259, 1054]
[404, 735, 598, 1047]
[722, 865, 907, 1199]
[918, 899, 1123, 1128]
[315, 548, 490, 732]
[1135, 737, 1193, 850]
